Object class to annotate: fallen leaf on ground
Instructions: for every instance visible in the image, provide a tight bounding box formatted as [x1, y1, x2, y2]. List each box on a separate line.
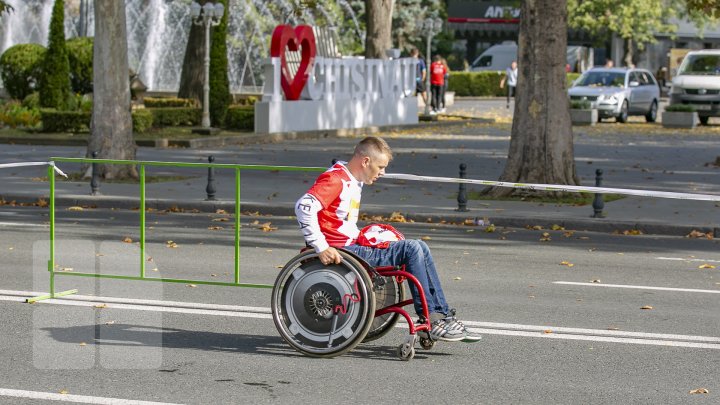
[689, 388, 709, 394]
[563, 231, 575, 237]
[591, 279, 601, 283]
[388, 212, 407, 222]
[212, 218, 229, 222]
[641, 305, 653, 310]
[152, 268, 158, 272]
[59, 390, 68, 395]
[122, 237, 133, 243]
[528, 225, 543, 230]
[94, 303, 107, 308]
[551, 224, 565, 231]
[187, 284, 197, 288]
[559, 261, 574, 267]
[60, 267, 73, 272]
[258, 222, 277, 232]
[454, 277, 462, 280]
[539, 232, 551, 242]
[105, 321, 115, 325]
[607, 326, 620, 331]
[67, 206, 84, 211]
[622, 229, 643, 236]
[543, 330, 553, 334]
[216, 209, 227, 214]
[698, 264, 716, 269]
[485, 224, 496, 233]
[421, 236, 432, 241]
[208, 226, 223, 230]
[79, 342, 87, 346]
[687, 230, 713, 239]
[166, 241, 178, 248]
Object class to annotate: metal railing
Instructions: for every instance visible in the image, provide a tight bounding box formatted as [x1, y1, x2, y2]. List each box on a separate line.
[29, 157, 324, 303]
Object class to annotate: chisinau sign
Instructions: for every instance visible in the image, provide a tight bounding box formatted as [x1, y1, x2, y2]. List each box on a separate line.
[254, 25, 419, 134]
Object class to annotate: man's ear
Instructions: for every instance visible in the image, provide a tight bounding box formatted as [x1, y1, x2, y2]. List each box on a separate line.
[362, 156, 371, 167]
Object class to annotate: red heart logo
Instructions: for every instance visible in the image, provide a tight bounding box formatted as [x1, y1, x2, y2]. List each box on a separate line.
[270, 25, 317, 101]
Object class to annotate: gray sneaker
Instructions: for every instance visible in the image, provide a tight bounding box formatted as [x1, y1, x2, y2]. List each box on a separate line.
[446, 309, 482, 343]
[430, 316, 466, 342]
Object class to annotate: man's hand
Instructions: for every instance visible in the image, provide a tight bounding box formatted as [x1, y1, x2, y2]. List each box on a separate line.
[318, 247, 342, 265]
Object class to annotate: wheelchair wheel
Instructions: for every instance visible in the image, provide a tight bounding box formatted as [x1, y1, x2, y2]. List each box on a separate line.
[271, 250, 375, 358]
[363, 276, 405, 343]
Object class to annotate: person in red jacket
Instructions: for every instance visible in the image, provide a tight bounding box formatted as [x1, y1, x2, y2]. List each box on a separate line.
[429, 55, 447, 114]
[295, 137, 482, 343]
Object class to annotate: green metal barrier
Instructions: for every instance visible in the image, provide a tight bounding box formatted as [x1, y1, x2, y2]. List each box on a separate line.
[29, 157, 325, 303]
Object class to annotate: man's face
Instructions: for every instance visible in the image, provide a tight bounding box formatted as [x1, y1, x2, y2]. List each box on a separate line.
[511, 61, 517, 70]
[361, 153, 390, 185]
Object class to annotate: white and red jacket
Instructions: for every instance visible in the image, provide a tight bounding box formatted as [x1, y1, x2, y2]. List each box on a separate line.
[295, 162, 362, 252]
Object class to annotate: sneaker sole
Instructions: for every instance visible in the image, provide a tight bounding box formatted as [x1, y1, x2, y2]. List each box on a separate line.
[432, 334, 466, 342]
[462, 336, 482, 343]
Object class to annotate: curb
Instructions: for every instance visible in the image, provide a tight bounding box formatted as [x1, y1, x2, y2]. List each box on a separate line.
[0, 117, 493, 149]
[2, 193, 716, 238]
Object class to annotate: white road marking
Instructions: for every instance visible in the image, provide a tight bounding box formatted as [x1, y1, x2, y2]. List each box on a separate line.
[656, 257, 720, 263]
[0, 221, 48, 228]
[0, 388, 183, 405]
[554, 281, 720, 294]
[2, 290, 719, 350]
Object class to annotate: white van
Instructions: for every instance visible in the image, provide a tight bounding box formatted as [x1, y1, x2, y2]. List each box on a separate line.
[669, 49, 720, 125]
[470, 42, 591, 72]
[470, 42, 517, 72]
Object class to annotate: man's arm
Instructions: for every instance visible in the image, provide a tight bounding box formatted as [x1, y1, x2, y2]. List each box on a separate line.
[295, 193, 342, 264]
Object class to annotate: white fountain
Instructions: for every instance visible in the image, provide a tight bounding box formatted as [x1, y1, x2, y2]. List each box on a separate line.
[0, 0, 365, 93]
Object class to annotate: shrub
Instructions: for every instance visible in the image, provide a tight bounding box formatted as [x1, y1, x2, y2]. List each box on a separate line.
[66, 37, 93, 94]
[39, 0, 72, 109]
[132, 109, 154, 133]
[144, 97, 197, 108]
[22, 92, 40, 110]
[665, 104, 697, 112]
[570, 100, 592, 109]
[148, 107, 201, 127]
[0, 101, 41, 128]
[40, 109, 91, 132]
[448, 72, 585, 97]
[225, 106, 254, 130]
[0, 43, 46, 100]
[39, 108, 153, 133]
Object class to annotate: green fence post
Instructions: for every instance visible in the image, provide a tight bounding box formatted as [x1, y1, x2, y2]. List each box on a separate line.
[49, 164, 55, 296]
[235, 167, 240, 284]
[140, 164, 146, 278]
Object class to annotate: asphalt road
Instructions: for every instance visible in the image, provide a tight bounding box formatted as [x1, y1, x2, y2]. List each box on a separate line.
[0, 206, 718, 404]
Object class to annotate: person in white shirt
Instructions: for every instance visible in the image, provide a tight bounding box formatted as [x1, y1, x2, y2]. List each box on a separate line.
[499, 60, 518, 108]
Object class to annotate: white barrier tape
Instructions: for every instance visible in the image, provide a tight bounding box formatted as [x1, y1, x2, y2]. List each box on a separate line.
[0, 161, 67, 177]
[383, 173, 720, 202]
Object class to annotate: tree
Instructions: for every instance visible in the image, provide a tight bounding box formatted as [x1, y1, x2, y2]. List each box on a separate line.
[209, 0, 230, 127]
[178, 0, 209, 104]
[88, 0, 136, 179]
[365, 0, 394, 58]
[39, 0, 71, 109]
[0, 1, 12, 16]
[486, 0, 578, 198]
[568, 0, 718, 67]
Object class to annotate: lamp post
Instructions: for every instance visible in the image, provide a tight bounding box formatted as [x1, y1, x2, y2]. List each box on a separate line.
[416, 17, 443, 116]
[190, 1, 225, 129]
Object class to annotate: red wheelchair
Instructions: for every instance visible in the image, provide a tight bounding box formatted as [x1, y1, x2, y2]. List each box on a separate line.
[271, 249, 436, 360]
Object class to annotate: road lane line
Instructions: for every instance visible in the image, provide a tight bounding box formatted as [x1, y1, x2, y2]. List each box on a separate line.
[0, 388, 183, 405]
[656, 257, 720, 263]
[3, 290, 719, 350]
[553, 281, 720, 294]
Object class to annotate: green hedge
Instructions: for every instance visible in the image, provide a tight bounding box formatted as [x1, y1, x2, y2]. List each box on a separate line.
[149, 107, 201, 127]
[39, 0, 71, 109]
[66, 37, 93, 94]
[0, 43, 46, 100]
[40, 109, 154, 133]
[225, 106, 254, 130]
[448, 72, 584, 97]
[144, 97, 197, 108]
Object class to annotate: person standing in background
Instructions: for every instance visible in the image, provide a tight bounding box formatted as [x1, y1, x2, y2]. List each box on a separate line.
[499, 60, 517, 109]
[440, 57, 450, 112]
[410, 48, 427, 107]
[430, 55, 447, 114]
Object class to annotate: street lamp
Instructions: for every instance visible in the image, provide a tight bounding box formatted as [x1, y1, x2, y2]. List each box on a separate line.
[416, 17, 443, 116]
[190, 1, 225, 129]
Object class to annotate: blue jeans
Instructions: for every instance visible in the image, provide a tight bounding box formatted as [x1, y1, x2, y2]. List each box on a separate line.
[343, 240, 450, 317]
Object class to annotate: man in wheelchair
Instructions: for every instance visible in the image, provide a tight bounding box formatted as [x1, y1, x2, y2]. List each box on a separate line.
[295, 136, 482, 343]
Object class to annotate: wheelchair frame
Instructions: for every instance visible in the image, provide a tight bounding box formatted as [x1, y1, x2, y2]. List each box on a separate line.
[271, 249, 435, 360]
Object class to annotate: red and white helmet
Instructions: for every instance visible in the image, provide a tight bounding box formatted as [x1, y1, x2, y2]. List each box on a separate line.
[356, 223, 405, 249]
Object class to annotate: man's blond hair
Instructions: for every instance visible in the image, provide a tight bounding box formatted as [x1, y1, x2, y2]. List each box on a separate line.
[353, 137, 393, 161]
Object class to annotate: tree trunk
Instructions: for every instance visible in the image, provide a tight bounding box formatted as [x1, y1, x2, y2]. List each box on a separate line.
[177, 0, 209, 103]
[365, 0, 394, 59]
[623, 38, 634, 67]
[88, 0, 136, 179]
[486, 0, 578, 198]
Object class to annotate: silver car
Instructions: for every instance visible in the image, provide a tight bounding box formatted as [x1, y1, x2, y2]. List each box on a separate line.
[568, 68, 660, 123]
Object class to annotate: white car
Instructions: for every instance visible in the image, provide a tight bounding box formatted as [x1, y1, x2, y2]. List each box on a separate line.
[568, 68, 661, 123]
[669, 50, 720, 125]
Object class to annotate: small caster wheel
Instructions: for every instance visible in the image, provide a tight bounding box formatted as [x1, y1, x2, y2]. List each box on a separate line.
[419, 336, 435, 350]
[397, 344, 415, 361]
